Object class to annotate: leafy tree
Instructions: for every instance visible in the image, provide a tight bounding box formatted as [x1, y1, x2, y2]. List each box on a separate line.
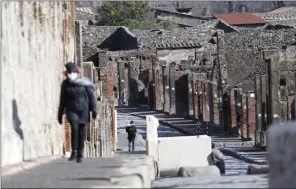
[97, 1, 176, 30]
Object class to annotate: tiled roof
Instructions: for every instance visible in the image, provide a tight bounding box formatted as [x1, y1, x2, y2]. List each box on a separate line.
[82, 26, 213, 59]
[212, 13, 265, 25]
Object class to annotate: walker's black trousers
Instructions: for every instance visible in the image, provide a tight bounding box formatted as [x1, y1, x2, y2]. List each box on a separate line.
[69, 121, 86, 155]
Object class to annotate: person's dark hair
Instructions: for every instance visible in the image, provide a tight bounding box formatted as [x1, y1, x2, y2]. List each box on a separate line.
[130, 121, 134, 124]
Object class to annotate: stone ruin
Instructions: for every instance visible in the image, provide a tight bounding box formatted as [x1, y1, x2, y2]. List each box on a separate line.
[79, 18, 296, 147]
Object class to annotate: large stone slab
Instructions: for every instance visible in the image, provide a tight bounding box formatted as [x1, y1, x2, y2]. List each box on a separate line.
[120, 155, 156, 182]
[157, 135, 212, 177]
[178, 166, 221, 177]
[247, 164, 269, 175]
[146, 115, 159, 162]
[268, 121, 296, 188]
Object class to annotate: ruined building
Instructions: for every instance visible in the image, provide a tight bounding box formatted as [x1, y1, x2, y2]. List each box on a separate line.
[82, 10, 296, 148]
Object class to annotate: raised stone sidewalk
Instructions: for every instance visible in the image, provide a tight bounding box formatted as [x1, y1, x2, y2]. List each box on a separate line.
[2, 154, 156, 188]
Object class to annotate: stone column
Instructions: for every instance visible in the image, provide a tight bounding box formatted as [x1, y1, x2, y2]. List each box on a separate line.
[213, 84, 219, 125]
[197, 80, 203, 121]
[161, 61, 170, 113]
[207, 81, 214, 123]
[188, 72, 194, 118]
[203, 81, 210, 122]
[279, 82, 288, 123]
[247, 92, 256, 140]
[242, 93, 247, 138]
[169, 62, 177, 115]
[255, 75, 262, 147]
[216, 30, 227, 88]
[75, 21, 83, 66]
[234, 89, 243, 136]
[230, 89, 237, 134]
[153, 61, 163, 111]
[261, 74, 268, 146]
[193, 78, 199, 119]
[98, 51, 110, 100]
[262, 50, 280, 125]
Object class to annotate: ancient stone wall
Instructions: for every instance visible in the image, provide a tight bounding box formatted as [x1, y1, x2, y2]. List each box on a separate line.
[1, 1, 76, 166]
[105, 53, 154, 107]
[76, 11, 96, 20]
[157, 49, 197, 64]
[224, 29, 296, 90]
[223, 29, 296, 141]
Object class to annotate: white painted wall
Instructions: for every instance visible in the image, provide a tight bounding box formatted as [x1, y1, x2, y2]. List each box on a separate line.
[1, 1, 75, 166]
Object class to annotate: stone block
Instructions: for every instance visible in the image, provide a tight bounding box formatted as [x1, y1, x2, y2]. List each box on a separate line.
[247, 164, 269, 175]
[261, 49, 278, 60]
[146, 115, 159, 162]
[114, 155, 156, 188]
[268, 122, 296, 188]
[157, 135, 212, 177]
[146, 115, 159, 142]
[121, 155, 156, 181]
[178, 165, 221, 177]
[116, 165, 150, 188]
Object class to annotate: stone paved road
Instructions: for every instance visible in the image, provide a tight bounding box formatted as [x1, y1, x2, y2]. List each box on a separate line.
[116, 109, 185, 152]
[117, 108, 268, 188]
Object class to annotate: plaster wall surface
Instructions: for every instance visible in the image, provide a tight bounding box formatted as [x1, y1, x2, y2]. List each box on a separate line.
[1, 1, 75, 166]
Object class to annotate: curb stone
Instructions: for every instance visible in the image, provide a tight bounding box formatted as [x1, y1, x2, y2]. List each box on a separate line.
[219, 148, 268, 165]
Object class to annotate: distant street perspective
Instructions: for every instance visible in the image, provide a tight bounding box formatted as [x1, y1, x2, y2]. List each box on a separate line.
[2, 1, 296, 188]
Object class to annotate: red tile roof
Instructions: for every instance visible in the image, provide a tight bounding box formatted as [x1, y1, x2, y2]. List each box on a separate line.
[212, 13, 265, 25]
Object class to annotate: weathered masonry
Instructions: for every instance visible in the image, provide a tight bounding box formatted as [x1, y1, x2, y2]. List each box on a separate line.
[223, 29, 296, 146]
[82, 20, 296, 149]
[2, 1, 76, 166]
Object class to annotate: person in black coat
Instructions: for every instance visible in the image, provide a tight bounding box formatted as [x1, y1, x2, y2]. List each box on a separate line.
[58, 62, 97, 163]
[125, 121, 137, 152]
